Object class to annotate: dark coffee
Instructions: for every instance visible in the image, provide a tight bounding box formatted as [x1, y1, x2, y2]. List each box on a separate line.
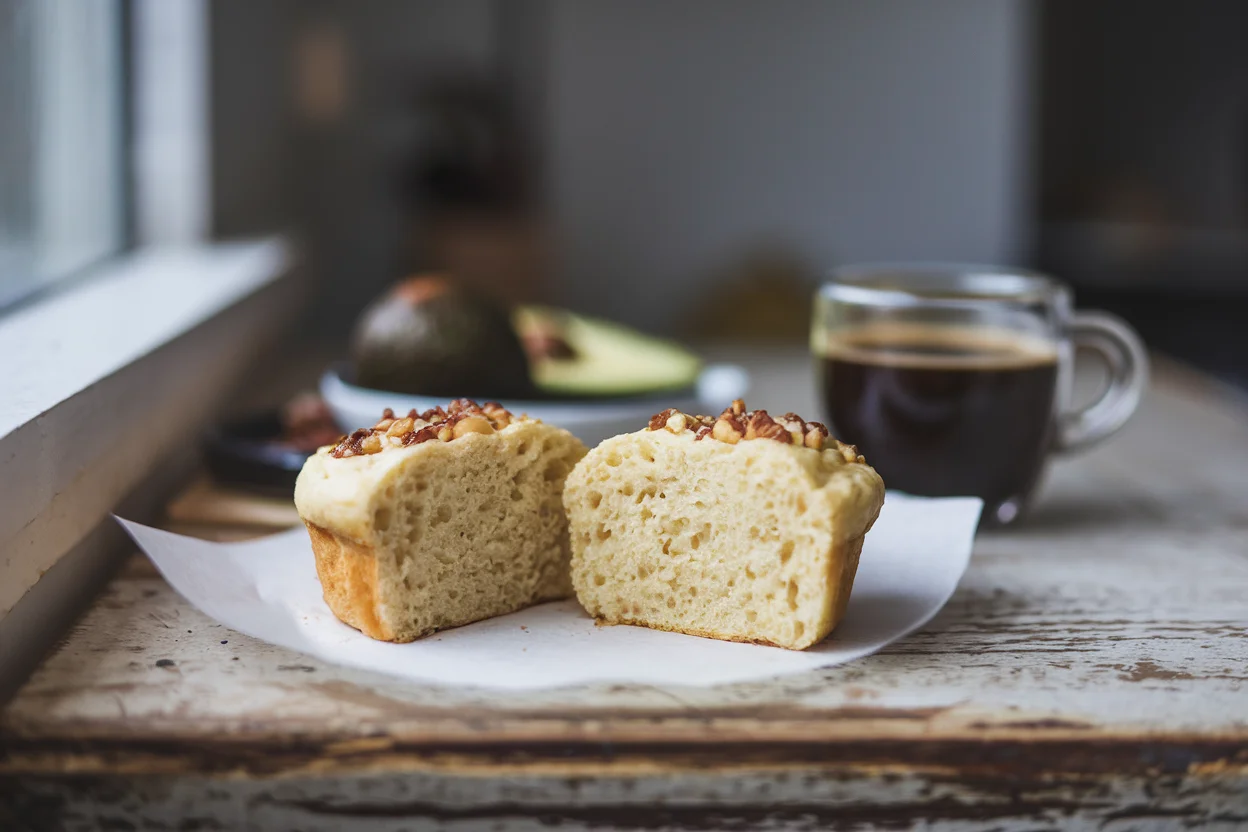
[818, 325, 1059, 516]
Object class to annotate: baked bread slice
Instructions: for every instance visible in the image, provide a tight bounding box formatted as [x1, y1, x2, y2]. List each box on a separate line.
[563, 401, 884, 650]
[294, 400, 587, 642]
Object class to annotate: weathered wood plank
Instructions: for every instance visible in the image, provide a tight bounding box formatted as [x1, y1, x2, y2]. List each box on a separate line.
[3, 764, 1248, 831]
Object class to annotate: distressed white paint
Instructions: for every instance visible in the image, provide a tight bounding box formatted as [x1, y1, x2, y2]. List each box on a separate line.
[0, 240, 291, 614]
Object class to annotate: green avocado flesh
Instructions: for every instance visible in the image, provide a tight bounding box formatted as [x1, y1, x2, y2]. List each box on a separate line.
[515, 306, 702, 398]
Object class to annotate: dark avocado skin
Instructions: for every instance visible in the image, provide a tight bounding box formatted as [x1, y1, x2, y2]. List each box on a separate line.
[351, 277, 534, 398]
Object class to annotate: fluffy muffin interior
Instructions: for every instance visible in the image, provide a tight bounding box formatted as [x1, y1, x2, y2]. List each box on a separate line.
[564, 428, 882, 649]
[369, 426, 584, 639]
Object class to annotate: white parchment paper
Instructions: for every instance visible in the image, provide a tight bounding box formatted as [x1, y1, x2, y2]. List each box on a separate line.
[117, 493, 980, 689]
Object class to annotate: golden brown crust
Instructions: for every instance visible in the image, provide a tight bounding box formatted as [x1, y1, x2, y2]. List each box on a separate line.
[587, 532, 870, 651]
[303, 522, 402, 643]
[830, 534, 866, 630]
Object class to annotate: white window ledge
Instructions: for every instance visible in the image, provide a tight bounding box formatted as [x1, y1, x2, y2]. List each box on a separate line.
[0, 240, 288, 443]
[0, 238, 295, 696]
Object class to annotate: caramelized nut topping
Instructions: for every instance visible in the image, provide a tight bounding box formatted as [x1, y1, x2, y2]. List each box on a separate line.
[330, 399, 520, 458]
[481, 401, 511, 428]
[645, 399, 861, 460]
[712, 417, 742, 444]
[386, 416, 415, 437]
[452, 415, 493, 438]
[648, 408, 678, 432]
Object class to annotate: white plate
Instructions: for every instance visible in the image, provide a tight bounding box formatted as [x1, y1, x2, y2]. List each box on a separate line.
[320, 363, 751, 447]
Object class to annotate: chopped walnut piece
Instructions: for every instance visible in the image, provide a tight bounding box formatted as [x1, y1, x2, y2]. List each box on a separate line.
[419, 406, 448, 422]
[386, 416, 415, 437]
[404, 424, 441, 446]
[744, 411, 788, 443]
[648, 408, 678, 432]
[839, 443, 864, 464]
[453, 415, 494, 438]
[481, 401, 511, 428]
[712, 417, 743, 444]
[804, 422, 829, 450]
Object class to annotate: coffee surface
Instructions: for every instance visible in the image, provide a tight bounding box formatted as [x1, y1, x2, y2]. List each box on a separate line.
[817, 325, 1058, 509]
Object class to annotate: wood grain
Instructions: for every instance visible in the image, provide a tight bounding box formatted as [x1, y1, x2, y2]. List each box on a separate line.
[2, 351, 1247, 829]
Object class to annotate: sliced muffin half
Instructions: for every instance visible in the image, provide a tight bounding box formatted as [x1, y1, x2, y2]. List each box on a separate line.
[563, 401, 884, 650]
[295, 400, 587, 642]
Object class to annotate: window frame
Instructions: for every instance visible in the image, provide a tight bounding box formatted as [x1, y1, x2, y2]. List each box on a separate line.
[0, 0, 300, 696]
[0, 0, 128, 311]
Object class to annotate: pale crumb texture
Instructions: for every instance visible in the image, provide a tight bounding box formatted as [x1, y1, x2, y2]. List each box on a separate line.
[295, 420, 587, 642]
[563, 429, 884, 650]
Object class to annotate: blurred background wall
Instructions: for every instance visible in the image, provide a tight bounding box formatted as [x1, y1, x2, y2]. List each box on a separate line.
[210, 0, 1031, 331]
[545, 0, 1031, 328]
[206, 0, 1248, 386]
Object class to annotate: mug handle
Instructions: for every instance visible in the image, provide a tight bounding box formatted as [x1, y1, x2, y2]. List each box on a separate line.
[1055, 310, 1149, 454]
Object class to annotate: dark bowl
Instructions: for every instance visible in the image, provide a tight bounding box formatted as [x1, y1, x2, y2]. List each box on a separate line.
[204, 413, 318, 496]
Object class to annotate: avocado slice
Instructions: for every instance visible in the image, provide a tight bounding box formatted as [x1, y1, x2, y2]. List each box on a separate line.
[515, 306, 702, 398]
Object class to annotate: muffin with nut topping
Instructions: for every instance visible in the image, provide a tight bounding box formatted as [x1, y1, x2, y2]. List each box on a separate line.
[562, 400, 884, 650]
[295, 400, 587, 642]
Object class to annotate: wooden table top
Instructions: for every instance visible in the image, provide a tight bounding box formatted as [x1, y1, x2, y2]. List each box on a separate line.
[3, 349, 1246, 829]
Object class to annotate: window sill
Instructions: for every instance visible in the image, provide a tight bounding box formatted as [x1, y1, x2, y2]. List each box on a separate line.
[0, 238, 297, 696]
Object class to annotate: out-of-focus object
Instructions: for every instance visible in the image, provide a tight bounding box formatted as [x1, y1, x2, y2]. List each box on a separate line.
[351, 274, 533, 399]
[515, 306, 702, 398]
[689, 249, 818, 343]
[203, 393, 342, 496]
[292, 19, 349, 125]
[205, 419, 311, 496]
[166, 477, 301, 531]
[320, 363, 750, 450]
[343, 272, 727, 444]
[280, 392, 343, 450]
[402, 74, 546, 304]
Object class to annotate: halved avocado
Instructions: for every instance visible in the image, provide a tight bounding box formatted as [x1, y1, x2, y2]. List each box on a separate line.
[515, 306, 701, 398]
[352, 275, 534, 398]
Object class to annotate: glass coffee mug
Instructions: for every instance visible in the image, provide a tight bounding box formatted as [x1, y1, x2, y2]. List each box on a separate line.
[812, 264, 1148, 526]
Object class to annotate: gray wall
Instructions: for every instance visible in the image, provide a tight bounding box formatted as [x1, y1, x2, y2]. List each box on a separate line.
[211, 0, 1033, 335]
[546, 0, 1033, 329]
